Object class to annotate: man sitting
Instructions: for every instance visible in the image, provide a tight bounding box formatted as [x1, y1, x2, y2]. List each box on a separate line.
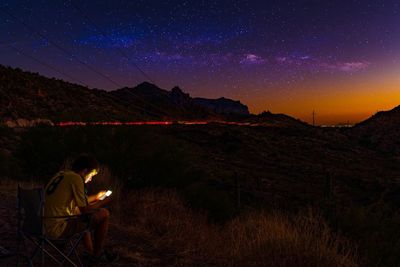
[44, 154, 116, 262]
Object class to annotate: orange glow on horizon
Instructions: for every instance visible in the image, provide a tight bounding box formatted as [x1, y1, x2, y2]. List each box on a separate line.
[244, 68, 400, 125]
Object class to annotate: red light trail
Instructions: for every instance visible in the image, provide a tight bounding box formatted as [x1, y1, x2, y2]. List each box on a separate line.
[56, 121, 254, 127]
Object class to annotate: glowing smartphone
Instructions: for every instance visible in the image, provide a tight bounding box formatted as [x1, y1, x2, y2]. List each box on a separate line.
[99, 190, 112, 200]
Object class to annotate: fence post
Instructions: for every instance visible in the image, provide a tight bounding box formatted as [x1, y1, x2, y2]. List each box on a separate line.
[324, 171, 337, 230]
[324, 172, 333, 201]
[235, 172, 241, 214]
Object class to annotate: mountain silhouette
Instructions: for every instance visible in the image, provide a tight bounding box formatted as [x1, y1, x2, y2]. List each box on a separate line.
[0, 65, 252, 124]
[349, 105, 400, 155]
[193, 97, 249, 115]
[110, 82, 217, 119]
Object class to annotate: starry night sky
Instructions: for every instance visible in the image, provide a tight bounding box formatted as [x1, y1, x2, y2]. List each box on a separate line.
[1, 0, 399, 124]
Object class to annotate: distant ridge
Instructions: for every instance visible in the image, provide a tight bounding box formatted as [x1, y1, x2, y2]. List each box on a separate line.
[349, 105, 400, 155]
[0, 65, 145, 123]
[244, 111, 308, 128]
[110, 82, 217, 120]
[0, 65, 308, 128]
[193, 97, 249, 115]
[0, 65, 247, 124]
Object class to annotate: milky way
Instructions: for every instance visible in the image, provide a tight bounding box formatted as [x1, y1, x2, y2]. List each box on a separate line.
[1, 0, 399, 124]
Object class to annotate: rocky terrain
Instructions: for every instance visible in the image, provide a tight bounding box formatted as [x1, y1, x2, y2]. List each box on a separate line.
[110, 83, 215, 120]
[347, 105, 400, 156]
[0, 65, 252, 125]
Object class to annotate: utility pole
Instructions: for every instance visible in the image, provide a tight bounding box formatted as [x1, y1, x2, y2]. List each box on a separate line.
[312, 110, 316, 126]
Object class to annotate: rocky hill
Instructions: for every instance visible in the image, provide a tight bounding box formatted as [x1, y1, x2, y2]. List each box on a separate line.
[348, 105, 400, 155]
[110, 83, 218, 120]
[0, 65, 253, 125]
[0, 65, 150, 123]
[242, 111, 308, 128]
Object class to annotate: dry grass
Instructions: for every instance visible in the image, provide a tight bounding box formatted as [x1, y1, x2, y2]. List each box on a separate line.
[109, 189, 359, 267]
[223, 211, 357, 267]
[0, 176, 359, 266]
[110, 189, 220, 266]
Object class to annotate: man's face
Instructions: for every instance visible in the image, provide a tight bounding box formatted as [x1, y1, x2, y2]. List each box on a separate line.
[84, 169, 98, 183]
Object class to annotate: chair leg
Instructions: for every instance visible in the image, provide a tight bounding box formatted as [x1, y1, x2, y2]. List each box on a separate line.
[73, 248, 84, 267]
[18, 235, 34, 267]
[44, 239, 78, 267]
[20, 234, 85, 267]
[30, 241, 41, 264]
[16, 231, 28, 267]
[69, 239, 84, 267]
[16, 232, 21, 267]
[60, 234, 85, 267]
[26, 236, 61, 265]
[41, 239, 45, 267]
[73, 235, 86, 267]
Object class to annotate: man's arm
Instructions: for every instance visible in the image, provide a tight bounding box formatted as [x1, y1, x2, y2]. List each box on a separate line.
[79, 197, 111, 213]
[87, 191, 107, 204]
[71, 174, 111, 214]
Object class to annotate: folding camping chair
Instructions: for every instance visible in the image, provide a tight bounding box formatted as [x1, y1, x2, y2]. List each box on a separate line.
[16, 186, 90, 267]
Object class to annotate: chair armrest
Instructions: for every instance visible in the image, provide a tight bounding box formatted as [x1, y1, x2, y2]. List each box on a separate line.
[43, 208, 100, 219]
[43, 208, 100, 223]
[43, 215, 82, 219]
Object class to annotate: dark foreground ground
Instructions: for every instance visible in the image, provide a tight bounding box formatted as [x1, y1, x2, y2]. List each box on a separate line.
[1, 123, 400, 266]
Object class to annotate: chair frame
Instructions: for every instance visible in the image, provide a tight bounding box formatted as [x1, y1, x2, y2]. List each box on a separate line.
[16, 186, 90, 267]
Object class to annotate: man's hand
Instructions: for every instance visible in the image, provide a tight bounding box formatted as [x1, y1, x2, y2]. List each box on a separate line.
[96, 191, 108, 201]
[87, 190, 108, 204]
[80, 194, 112, 213]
